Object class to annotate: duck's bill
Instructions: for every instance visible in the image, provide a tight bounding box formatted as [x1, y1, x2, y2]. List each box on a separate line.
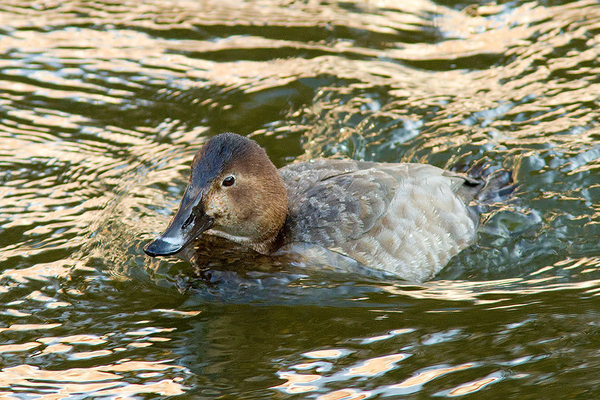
[143, 204, 214, 257]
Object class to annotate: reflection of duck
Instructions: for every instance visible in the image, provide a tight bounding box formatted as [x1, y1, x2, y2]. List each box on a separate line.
[144, 132, 490, 282]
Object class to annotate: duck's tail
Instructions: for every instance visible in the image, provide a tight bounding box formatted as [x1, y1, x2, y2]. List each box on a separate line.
[460, 157, 515, 203]
[475, 168, 515, 203]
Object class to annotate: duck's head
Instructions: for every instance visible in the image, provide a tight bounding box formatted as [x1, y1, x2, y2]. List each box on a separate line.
[144, 132, 288, 257]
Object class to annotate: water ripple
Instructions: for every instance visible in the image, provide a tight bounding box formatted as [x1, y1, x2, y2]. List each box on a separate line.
[1, 0, 600, 397]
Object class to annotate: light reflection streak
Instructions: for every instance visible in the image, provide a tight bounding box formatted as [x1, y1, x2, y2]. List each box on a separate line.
[0, 261, 74, 283]
[0, 343, 41, 354]
[445, 373, 503, 396]
[69, 350, 113, 360]
[0, 361, 188, 398]
[304, 349, 349, 359]
[391, 363, 475, 390]
[358, 328, 414, 344]
[0, 323, 61, 333]
[380, 277, 600, 304]
[346, 354, 409, 377]
[273, 372, 321, 394]
[317, 388, 371, 400]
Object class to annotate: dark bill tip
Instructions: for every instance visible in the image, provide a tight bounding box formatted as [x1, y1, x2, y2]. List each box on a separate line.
[143, 236, 185, 257]
[144, 183, 216, 259]
[143, 208, 215, 258]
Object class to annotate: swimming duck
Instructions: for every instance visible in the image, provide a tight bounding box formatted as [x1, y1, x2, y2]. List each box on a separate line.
[144, 132, 486, 282]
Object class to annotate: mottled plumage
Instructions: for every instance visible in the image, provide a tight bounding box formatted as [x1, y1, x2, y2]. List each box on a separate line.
[279, 160, 479, 281]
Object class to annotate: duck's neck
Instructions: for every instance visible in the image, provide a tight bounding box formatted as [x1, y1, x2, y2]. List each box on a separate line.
[248, 226, 286, 254]
[248, 213, 292, 254]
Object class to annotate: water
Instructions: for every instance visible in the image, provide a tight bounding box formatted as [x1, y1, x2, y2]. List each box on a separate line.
[1, 0, 600, 397]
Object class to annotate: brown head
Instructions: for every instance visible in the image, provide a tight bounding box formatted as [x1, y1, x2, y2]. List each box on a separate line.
[144, 132, 288, 257]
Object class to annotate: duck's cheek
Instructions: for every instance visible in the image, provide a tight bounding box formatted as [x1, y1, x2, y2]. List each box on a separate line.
[204, 193, 233, 226]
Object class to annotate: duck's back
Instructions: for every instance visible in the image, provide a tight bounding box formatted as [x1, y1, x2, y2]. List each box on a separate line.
[279, 159, 481, 282]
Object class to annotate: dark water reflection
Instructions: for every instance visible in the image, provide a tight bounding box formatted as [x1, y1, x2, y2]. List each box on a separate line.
[2, 0, 600, 397]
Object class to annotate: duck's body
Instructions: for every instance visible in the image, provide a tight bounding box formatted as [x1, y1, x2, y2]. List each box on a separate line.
[144, 132, 484, 282]
[279, 160, 479, 282]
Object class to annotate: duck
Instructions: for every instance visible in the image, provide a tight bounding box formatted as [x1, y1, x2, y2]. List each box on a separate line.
[144, 132, 490, 282]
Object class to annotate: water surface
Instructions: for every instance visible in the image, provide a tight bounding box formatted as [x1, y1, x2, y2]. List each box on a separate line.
[1, 0, 600, 398]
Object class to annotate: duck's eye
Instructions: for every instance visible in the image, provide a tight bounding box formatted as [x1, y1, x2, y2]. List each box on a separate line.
[222, 176, 235, 187]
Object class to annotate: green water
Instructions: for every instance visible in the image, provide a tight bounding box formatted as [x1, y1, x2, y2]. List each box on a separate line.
[1, 0, 600, 398]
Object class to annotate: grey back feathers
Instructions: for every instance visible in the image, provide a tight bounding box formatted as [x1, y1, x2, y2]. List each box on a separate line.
[280, 160, 479, 282]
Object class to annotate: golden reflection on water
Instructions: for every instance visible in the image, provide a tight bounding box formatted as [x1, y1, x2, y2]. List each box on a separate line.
[0, 343, 41, 354]
[392, 363, 475, 390]
[273, 372, 321, 394]
[446, 374, 502, 397]
[379, 273, 600, 305]
[276, 342, 489, 397]
[42, 343, 72, 354]
[0, 323, 61, 333]
[304, 349, 348, 359]
[0, 363, 186, 399]
[317, 388, 371, 400]
[0, 362, 187, 398]
[0, 300, 190, 397]
[38, 334, 108, 346]
[346, 353, 408, 377]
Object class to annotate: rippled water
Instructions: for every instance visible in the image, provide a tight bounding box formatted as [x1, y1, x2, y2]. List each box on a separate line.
[1, 0, 600, 397]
